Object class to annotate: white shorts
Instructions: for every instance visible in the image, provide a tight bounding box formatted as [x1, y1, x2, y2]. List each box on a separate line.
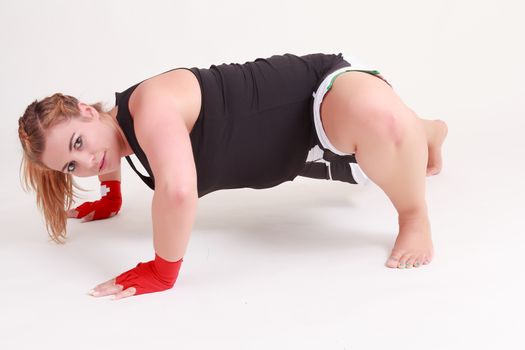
[309, 60, 391, 185]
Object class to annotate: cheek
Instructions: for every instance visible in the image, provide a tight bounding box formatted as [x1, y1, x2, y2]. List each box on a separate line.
[102, 124, 119, 147]
[90, 125, 113, 150]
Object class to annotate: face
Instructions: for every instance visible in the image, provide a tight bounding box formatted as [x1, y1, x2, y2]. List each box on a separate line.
[41, 103, 123, 177]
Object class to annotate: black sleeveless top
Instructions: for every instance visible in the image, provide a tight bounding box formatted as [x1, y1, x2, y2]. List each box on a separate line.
[115, 53, 347, 197]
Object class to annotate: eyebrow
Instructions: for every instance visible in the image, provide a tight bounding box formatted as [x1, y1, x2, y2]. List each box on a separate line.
[60, 133, 76, 172]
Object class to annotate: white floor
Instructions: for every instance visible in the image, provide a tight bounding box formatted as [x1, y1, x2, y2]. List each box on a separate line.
[2, 0, 525, 349]
[2, 112, 525, 349]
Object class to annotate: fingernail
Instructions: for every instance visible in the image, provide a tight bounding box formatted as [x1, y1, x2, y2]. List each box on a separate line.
[92, 291, 99, 296]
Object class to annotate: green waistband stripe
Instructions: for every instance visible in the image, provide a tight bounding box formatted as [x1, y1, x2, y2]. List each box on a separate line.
[326, 69, 381, 91]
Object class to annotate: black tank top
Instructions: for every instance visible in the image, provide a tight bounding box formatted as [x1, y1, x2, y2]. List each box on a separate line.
[115, 53, 346, 197]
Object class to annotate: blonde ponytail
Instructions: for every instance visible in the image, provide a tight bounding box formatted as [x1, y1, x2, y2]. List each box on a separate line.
[18, 93, 105, 244]
[20, 153, 74, 244]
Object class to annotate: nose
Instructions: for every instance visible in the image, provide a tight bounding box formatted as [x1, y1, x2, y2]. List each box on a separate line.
[77, 152, 98, 171]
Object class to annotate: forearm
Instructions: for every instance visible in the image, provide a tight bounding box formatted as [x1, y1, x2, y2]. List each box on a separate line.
[98, 166, 121, 182]
[152, 188, 198, 262]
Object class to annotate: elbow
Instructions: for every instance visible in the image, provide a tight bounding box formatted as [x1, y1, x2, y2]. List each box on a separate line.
[157, 183, 197, 203]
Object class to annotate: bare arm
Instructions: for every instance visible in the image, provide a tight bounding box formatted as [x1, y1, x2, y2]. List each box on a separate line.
[88, 74, 199, 300]
[134, 86, 198, 262]
[151, 183, 197, 262]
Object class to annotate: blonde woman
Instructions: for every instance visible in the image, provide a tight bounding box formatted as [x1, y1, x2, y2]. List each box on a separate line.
[18, 53, 447, 300]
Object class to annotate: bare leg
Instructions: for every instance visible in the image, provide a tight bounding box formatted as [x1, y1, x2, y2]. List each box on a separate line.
[421, 119, 448, 176]
[320, 71, 439, 268]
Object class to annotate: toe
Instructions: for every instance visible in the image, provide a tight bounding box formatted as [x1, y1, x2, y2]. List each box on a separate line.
[405, 256, 417, 269]
[386, 251, 403, 268]
[426, 167, 439, 176]
[398, 255, 410, 269]
[422, 255, 431, 265]
[413, 255, 424, 268]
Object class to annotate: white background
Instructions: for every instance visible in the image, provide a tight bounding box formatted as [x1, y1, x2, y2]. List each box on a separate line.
[1, 0, 524, 349]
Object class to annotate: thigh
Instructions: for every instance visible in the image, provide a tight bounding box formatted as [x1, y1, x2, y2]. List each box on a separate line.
[320, 71, 411, 153]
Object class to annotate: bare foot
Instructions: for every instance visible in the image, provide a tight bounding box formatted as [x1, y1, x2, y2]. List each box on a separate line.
[425, 120, 448, 176]
[385, 214, 434, 269]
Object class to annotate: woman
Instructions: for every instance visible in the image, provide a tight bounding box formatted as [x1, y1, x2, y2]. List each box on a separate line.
[17, 52, 448, 300]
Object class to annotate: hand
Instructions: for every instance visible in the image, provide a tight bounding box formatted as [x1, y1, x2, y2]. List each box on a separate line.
[67, 204, 118, 223]
[88, 277, 136, 301]
[88, 254, 183, 301]
[69, 180, 122, 223]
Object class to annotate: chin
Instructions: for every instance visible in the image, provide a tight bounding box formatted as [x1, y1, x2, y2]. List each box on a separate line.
[100, 163, 117, 175]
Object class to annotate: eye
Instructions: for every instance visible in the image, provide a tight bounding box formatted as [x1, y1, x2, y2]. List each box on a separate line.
[66, 136, 82, 173]
[74, 136, 82, 149]
[67, 161, 76, 173]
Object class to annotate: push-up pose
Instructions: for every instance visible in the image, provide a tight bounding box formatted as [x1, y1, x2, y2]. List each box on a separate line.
[18, 53, 448, 300]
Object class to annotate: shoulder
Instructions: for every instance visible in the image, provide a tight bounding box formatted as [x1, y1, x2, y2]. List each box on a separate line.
[125, 70, 200, 187]
[128, 68, 201, 133]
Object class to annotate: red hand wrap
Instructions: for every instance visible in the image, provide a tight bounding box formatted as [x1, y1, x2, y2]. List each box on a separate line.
[75, 180, 122, 220]
[115, 254, 183, 296]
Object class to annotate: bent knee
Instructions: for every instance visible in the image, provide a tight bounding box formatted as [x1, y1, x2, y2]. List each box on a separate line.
[345, 97, 404, 145]
[327, 71, 415, 146]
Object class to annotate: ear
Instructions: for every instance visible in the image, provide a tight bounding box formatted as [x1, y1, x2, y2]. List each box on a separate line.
[77, 102, 97, 119]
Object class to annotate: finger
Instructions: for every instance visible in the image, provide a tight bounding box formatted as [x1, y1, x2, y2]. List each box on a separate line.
[90, 278, 117, 294]
[67, 209, 79, 218]
[110, 211, 117, 217]
[112, 287, 137, 301]
[90, 283, 123, 298]
[81, 211, 96, 223]
[95, 277, 117, 289]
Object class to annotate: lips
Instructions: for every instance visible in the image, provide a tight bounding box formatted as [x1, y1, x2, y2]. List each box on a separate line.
[99, 152, 105, 171]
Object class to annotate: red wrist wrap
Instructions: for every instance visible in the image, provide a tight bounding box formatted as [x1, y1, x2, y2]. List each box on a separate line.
[75, 180, 122, 220]
[115, 254, 183, 296]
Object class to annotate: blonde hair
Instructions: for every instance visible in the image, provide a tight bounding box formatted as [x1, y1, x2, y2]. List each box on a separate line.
[18, 93, 116, 244]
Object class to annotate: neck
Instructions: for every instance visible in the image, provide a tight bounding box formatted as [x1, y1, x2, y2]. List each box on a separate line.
[107, 106, 134, 158]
